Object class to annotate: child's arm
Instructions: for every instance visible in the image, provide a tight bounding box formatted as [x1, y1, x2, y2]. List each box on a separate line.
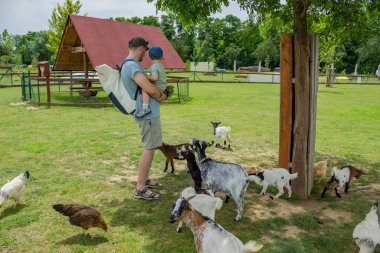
[147, 74, 158, 82]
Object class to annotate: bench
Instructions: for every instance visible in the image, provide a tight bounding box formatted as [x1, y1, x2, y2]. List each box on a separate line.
[203, 71, 216, 76]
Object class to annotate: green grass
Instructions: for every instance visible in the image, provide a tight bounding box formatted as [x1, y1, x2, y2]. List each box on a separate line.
[0, 83, 379, 252]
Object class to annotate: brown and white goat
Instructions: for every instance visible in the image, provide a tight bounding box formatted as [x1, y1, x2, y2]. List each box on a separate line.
[170, 198, 263, 253]
[156, 142, 194, 173]
[321, 165, 363, 198]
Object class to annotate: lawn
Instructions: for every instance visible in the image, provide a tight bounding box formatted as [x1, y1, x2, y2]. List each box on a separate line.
[0, 83, 379, 253]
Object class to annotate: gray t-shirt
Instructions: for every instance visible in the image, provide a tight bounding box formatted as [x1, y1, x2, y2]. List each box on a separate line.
[150, 62, 167, 90]
[120, 57, 160, 120]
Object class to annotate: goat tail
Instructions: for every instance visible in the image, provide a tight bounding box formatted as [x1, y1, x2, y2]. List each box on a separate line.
[290, 172, 298, 180]
[248, 175, 262, 185]
[215, 197, 223, 210]
[241, 241, 263, 252]
[331, 167, 338, 176]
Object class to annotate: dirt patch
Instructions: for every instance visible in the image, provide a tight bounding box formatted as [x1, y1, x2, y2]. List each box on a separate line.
[320, 208, 352, 223]
[9, 101, 28, 106]
[101, 160, 113, 165]
[283, 225, 303, 238]
[260, 235, 274, 244]
[80, 170, 93, 177]
[247, 197, 306, 221]
[26, 106, 41, 110]
[108, 175, 129, 184]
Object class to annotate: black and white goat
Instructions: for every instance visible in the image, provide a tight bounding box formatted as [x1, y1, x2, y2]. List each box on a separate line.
[211, 121, 231, 149]
[178, 150, 203, 192]
[191, 138, 254, 221]
[353, 202, 380, 253]
[321, 165, 363, 198]
[176, 186, 223, 233]
[170, 198, 263, 253]
[250, 168, 298, 200]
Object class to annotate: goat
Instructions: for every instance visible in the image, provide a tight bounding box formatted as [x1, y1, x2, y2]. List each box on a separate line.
[191, 138, 256, 221]
[249, 168, 298, 200]
[156, 142, 194, 173]
[321, 165, 363, 198]
[211, 121, 231, 149]
[170, 198, 263, 253]
[178, 150, 203, 191]
[176, 186, 223, 233]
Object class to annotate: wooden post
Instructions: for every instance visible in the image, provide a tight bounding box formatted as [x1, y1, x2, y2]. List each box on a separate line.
[279, 33, 294, 170]
[308, 33, 319, 194]
[291, 33, 311, 200]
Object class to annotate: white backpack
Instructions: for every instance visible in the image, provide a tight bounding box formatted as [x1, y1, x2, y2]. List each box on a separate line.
[95, 59, 139, 115]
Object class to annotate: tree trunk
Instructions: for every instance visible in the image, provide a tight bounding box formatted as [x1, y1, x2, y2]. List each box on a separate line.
[292, 0, 311, 199]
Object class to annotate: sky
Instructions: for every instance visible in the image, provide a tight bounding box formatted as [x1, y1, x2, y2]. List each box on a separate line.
[0, 0, 249, 35]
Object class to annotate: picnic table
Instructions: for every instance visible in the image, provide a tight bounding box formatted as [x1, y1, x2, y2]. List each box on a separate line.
[203, 71, 216, 76]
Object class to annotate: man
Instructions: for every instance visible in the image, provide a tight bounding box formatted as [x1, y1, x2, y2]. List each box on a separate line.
[121, 37, 166, 200]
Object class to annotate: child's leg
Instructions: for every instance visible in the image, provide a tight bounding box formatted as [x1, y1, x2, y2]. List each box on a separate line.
[135, 90, 151, 118]
[142, 90, 150, 108]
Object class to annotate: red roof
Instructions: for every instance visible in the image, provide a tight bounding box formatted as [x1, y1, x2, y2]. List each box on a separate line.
[54, 15, 186, 70]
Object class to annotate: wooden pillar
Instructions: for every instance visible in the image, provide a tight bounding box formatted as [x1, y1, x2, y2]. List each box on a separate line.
[279, 33, 294, 170]
[291, 33, 310, 199]
[278, 32, 318, 199]
[307, 33, 319, 194]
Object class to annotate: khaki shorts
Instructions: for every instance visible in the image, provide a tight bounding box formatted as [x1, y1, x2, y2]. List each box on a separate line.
[134, 117, 162, 150]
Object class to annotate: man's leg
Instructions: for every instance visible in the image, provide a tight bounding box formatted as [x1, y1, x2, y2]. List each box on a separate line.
[136, 148, 155, 190]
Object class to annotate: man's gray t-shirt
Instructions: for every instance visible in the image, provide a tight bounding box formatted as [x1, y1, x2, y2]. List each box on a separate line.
[150, 62, 167, 90]
[120, 57, 160, 120]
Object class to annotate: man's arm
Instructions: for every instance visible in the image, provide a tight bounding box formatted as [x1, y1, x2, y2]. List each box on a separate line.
[133, 72, 162, 99]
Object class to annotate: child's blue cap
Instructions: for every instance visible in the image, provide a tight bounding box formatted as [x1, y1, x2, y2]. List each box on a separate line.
[149, 46, 163, 58]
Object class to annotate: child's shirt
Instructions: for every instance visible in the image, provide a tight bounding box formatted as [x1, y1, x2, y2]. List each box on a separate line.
[150, 62, 167, 90]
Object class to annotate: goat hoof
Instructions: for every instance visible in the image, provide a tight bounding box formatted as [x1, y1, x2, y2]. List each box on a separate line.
[177, 228, 182, 233]
[269, 195, 275, 200]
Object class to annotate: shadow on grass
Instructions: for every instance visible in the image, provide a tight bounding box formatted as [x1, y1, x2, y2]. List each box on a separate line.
[0, 204, 28, 220]
[57, 234, 108, 246]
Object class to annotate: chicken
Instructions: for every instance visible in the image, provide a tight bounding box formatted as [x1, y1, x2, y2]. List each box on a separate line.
[0, 171, 30, 208]
[353, 202, 380, 253]
[53, 204, 108, 237]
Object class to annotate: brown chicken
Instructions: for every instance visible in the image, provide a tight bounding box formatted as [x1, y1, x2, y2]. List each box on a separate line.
[53, 204, 108, 236]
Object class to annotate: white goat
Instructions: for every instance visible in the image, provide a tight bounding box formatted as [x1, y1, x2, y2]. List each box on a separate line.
[170, 198, 263, 253]
[0, 171, 30, 208]
[250, 168, 298, 200]
[176, 186, 223, 233]
[211, 121, 231, 149]
[191, 139, 255, 221]
[353, 202, 380, 253]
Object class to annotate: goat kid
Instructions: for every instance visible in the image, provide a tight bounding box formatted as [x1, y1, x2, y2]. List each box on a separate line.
[250, 168, 298, 200]
[176, 186, 223, 233]
[191, 138, 255, 221]
[178, 150, 203, 191]
[211, 121, 231, 149]
[157, 142, 194, 173]
[321, 165, 363, 198]
[170, 198, 263, 253]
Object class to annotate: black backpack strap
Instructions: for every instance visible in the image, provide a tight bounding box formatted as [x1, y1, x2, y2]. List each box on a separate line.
[118, 58, 141, 99]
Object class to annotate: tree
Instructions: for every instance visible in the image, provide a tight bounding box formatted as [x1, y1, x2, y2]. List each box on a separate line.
[359, 35, 380, 73]
[0, 29, 14, 64]
[46, 0, 82, 61]
[160, 14, 176, 40]
[223, 43, 241, 68]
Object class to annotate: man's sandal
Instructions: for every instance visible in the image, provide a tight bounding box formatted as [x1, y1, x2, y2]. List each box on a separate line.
[134, 187, 160, 200]
[145, 179, 161, 188]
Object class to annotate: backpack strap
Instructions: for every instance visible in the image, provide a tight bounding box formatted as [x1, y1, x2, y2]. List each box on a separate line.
[117, 58, 141, 100]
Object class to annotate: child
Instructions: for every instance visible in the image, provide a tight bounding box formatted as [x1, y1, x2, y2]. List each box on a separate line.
[135, 46, 168, 118]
